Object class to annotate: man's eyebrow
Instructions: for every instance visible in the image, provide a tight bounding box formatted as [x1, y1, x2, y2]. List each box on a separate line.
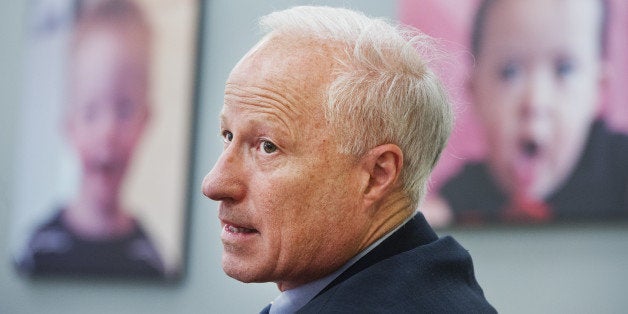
[217, 107, 294, 138]
[218, 111, 227, 126]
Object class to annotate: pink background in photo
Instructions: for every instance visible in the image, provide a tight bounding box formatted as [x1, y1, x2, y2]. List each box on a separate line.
[398, 0, 628, 192]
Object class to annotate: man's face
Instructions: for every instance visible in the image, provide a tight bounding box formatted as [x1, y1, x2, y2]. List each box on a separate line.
[471, 0, 604, 200]
[202, 36, 369, 290]
[66, 28, 149, 208]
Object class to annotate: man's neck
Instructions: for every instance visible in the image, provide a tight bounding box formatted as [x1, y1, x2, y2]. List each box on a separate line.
[359, 191, 414, 252]
[269, 214, 415, 314]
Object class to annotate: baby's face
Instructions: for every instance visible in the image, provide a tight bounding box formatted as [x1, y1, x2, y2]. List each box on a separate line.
[471, 0, 604, 200]
[66, 27, 149, 203]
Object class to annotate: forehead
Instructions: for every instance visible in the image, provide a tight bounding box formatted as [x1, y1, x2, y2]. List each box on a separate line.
[224, 34, 339, 118]
[74, 26, 148, 65]
[71, 26, 149, 84]
[480, 0, 602, 55]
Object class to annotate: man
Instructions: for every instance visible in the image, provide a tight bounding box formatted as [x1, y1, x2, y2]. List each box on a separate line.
[202, 6, 495, 313]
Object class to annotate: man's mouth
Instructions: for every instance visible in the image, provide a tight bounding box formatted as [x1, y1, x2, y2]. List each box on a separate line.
[225, 224, 258, 234]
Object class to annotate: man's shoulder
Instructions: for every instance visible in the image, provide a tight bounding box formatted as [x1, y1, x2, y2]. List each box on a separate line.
[299, 236, 496, 313]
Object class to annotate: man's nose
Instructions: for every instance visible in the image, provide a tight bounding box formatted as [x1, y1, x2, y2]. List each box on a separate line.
[201, 148, 246, 202]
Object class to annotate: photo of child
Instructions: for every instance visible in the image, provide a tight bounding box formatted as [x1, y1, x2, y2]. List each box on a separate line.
[11, 0, 199, 279]
[16, 0, 164, 277]
[400, 0, 628, 227]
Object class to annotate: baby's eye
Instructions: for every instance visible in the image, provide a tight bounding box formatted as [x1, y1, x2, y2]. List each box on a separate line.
[80, 101, 99, 123]
[261, 140, 277, 154]
[499, 62, 520, 81]
[555, 59, 574, 78]
[221, 130, 233, 143]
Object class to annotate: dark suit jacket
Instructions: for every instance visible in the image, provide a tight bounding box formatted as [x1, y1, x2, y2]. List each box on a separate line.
[262, 213, 496, 313]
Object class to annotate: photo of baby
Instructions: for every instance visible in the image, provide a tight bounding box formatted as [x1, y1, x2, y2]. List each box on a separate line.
[400, 0, 628, 227]
[11, 0, 199, 279]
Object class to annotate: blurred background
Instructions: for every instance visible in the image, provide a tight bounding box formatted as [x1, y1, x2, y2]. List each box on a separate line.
[1, 1, 627, 313]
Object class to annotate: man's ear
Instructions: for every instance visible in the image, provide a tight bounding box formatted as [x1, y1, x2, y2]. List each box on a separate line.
[361, 144, 403, 208]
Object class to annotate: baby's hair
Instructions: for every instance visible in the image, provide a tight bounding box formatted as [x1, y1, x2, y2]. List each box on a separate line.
[471, 0, 610, 60]
[71, 0, 151, 55]
[65, 0, 152, 115]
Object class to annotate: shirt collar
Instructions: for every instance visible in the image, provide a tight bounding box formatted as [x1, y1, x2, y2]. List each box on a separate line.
[269, 214, 415, 314]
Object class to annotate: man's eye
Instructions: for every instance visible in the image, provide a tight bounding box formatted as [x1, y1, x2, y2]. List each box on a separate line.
[261, 140, 277, 154]
[222, 130, 233, 142]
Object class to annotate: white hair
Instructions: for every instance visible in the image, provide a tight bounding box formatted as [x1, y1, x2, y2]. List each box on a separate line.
[260, 6, 453, 209]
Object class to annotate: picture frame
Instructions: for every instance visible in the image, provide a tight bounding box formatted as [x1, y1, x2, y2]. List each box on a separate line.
[400, 0, 628, 228]
[11, 0, 201, 281]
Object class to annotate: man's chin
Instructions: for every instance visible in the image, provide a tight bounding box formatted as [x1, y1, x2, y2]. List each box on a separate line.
[222, 259, 262, 283]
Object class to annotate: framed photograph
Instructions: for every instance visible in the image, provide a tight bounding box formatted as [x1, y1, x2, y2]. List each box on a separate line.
[399, 0, 628, 228]
[11, 0, 200, 280]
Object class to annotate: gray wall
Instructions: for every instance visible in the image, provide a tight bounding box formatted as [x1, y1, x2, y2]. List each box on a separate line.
[1, 1, 628, 313]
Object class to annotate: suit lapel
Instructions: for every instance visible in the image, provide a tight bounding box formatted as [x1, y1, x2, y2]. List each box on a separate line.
[259, 303, 271, 314]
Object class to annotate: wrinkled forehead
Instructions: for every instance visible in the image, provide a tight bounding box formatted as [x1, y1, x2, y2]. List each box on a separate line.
[227, 33, 341, 112]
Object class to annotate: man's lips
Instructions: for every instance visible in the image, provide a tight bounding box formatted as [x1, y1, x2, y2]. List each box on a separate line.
[224, 224, 258, 234]
[221, 219, 259, 234]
